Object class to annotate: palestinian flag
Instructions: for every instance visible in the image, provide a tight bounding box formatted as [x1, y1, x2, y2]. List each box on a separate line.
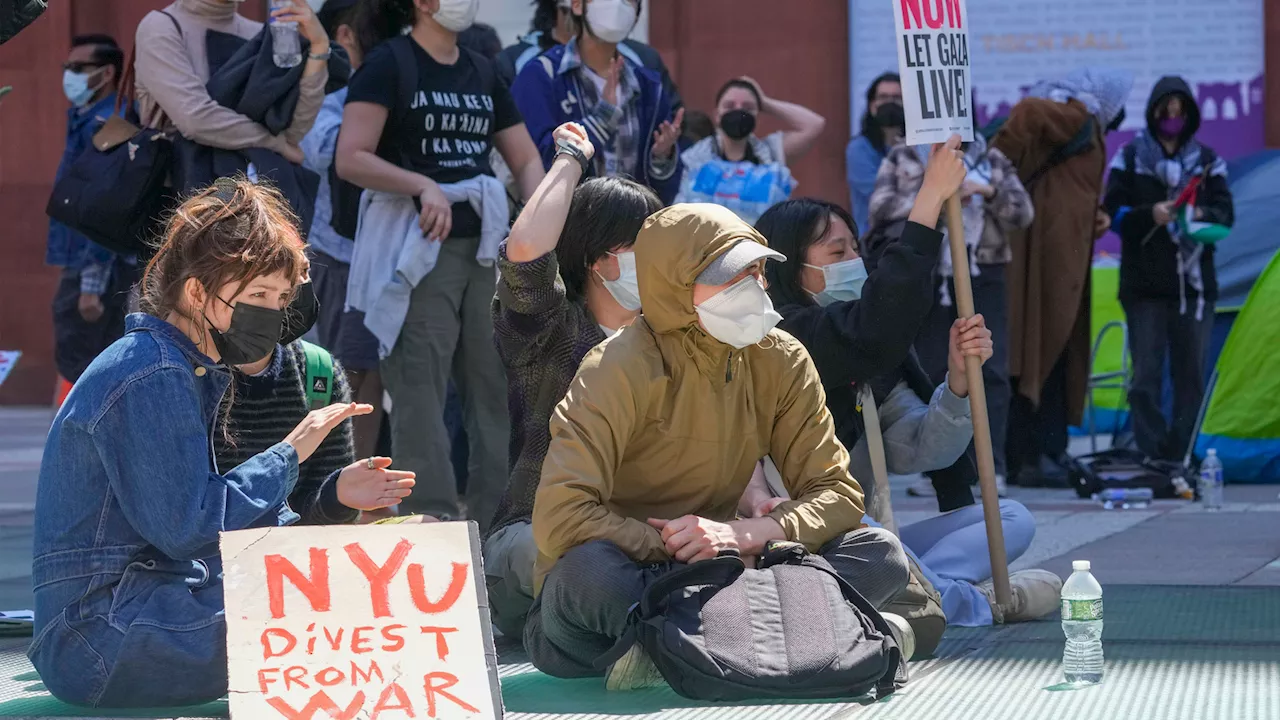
[1174, 176, 1230, 245]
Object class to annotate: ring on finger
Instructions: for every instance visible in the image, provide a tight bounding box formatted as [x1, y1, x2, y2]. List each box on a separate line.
[366, 457, 376, 470]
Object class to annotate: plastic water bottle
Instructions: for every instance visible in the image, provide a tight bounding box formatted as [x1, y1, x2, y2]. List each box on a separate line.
[1097, 487, 1153, 510]
[270, 0, 302, 68]
[1061, 560, 1104, 685]
[1200, 448, 1224, 510]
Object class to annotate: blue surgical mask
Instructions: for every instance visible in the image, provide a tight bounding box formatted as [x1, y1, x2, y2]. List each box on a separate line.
[62, 68, 100, 108]
[596, 251, 642, 311]
[804, 257, 868, 306]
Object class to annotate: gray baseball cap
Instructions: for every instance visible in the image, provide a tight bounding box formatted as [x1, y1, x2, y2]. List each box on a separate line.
[696, 240, 786, 285]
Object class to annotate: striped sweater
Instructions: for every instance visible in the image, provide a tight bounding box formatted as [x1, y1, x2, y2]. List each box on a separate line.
[214, 341, 359, 525]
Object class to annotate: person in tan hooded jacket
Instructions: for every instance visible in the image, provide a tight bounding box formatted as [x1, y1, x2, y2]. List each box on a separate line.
[525, 202, 910, 687]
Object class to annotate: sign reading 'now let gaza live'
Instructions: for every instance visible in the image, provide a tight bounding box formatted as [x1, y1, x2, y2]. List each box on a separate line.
[221, 523, 502, 719]
[892, 0, 975, 144]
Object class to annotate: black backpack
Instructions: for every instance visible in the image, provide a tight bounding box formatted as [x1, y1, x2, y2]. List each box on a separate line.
[45, 11, 182, 258]
[595, 543, 905, 702]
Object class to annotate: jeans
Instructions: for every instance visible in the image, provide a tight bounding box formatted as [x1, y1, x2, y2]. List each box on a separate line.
[1122, 297, 1215, 461]
[380, 236, 509, 532]
[52, 262, 137, 382]
[523, 529, 910, 678]
[897, 500, 1035, 627]
[484, 521, 537, 638]
[915, 264, 1011, 478]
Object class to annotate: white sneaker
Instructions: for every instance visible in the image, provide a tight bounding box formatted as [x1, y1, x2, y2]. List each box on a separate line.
[996, 474, 1008, 497]
[979, 569, 1063, 624]
[605, 644, 666, 691]
[881, 611, 916, 661]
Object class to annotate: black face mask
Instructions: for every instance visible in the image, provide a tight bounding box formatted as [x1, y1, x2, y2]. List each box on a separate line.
[280, 281, 319, 345]
[719, 109, 756, 140]
[873, 102, 905, 128]
[207, 298, 284, 367]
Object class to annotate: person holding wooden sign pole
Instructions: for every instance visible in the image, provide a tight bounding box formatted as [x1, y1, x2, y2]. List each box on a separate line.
[890, 0, 1013, 610]
[29, 180, 416, 708]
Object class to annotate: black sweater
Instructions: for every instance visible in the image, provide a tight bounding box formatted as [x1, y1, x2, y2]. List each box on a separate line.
[774, 221, 976, 512]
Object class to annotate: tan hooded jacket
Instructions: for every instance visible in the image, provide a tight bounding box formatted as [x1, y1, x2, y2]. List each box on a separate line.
[531, 204, 866, 592]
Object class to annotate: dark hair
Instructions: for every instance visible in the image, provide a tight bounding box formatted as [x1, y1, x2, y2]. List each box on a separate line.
[458, 22, 503, 60]
[71, 33, 124, 81]
[532, 0, 561, 34]
[350, 0, 419, 50]
[758, 198, 858, 308]
[318, 0, 361, 40]
[715, 79, 761, 108]
[860, 72, 901, 153]
[682, 109, 715, 143]
[556, 177, 661, 301]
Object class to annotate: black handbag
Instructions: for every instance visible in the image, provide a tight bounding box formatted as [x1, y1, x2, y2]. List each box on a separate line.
[45, 11, 181, 258]
[594, 543, 905, 702]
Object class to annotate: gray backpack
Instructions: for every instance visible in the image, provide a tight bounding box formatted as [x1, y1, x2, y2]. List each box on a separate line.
[595, 542, 906, 701]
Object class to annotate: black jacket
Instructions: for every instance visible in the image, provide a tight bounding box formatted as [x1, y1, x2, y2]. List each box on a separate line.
[1104, 76, 1234, 303]
[496, 32, 683, 113]
[175, 28, 321, 238]
[773, 221, 976, 512]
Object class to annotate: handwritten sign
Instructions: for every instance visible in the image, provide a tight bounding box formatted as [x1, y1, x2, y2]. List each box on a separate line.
[222, 523, 501, 719]
[891, 0, 974, 144]
[0, 351, 18, 388]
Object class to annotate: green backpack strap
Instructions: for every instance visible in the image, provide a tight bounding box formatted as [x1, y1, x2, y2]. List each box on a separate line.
[299, 340, 334, 410]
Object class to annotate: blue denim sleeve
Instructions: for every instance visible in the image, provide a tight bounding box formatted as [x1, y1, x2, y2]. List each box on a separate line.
[92, 366, 299, 560]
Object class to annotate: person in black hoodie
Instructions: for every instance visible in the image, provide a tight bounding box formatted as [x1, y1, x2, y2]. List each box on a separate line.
[1104, 77, 1233, 462]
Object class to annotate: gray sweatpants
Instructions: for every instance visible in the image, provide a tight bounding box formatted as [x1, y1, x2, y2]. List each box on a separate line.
[524, 528, 911, 678]
[380, 236, 509, 532]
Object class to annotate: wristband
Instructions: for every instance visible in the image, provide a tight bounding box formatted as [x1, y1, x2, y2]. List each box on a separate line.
[555, 138, 591, 175]
[309, 48, 332, 61]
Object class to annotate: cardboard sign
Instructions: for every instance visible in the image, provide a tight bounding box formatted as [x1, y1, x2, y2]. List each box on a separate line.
[891, 0, 975, 144]
[0, 351, 18, 388]
[222, 522, 501, 719]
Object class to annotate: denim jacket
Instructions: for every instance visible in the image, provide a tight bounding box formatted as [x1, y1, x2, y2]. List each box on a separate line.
[29, 313, 300, 706]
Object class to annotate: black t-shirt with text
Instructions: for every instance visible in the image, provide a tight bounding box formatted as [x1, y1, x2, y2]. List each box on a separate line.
[347, 39, 521, 237]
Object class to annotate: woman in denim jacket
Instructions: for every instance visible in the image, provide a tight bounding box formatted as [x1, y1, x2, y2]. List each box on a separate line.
[28, 179, 415, 708]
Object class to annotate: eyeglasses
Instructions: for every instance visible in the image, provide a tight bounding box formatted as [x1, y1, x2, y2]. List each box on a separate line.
[62, 61, 104, 74]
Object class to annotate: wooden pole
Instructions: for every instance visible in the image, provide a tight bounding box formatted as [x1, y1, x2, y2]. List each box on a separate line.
[945, 194, 1013, 610]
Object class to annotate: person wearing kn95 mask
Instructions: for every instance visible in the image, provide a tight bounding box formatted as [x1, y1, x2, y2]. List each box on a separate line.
[487, 122, 662, 641]
[510, 0, 685, 205]
[523, 202, 911, 691]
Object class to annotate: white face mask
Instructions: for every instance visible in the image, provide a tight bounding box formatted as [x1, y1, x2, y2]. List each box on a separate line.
[804, 257, 868, 306]
[695, 275, 782, 349]
[433, 0, 479, 32]
[585, 0, 637, 44]
[595, 251, 641, 312]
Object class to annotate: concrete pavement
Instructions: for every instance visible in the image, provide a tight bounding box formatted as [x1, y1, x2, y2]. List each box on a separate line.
[2, 405, 1280, 614]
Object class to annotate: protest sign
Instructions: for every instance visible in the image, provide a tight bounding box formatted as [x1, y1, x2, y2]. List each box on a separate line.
[891, 0, 974, 144]
[222, 522, 501, 719]
[0, 351, 19, 388]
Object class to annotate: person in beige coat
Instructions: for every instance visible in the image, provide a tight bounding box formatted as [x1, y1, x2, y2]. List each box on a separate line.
[134, 0, 329, 163]
[524, 203, 910, 689]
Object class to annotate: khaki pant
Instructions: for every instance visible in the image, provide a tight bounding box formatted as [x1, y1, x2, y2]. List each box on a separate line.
[484, 521, 537, 638]
[380, 236, 509, 534]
